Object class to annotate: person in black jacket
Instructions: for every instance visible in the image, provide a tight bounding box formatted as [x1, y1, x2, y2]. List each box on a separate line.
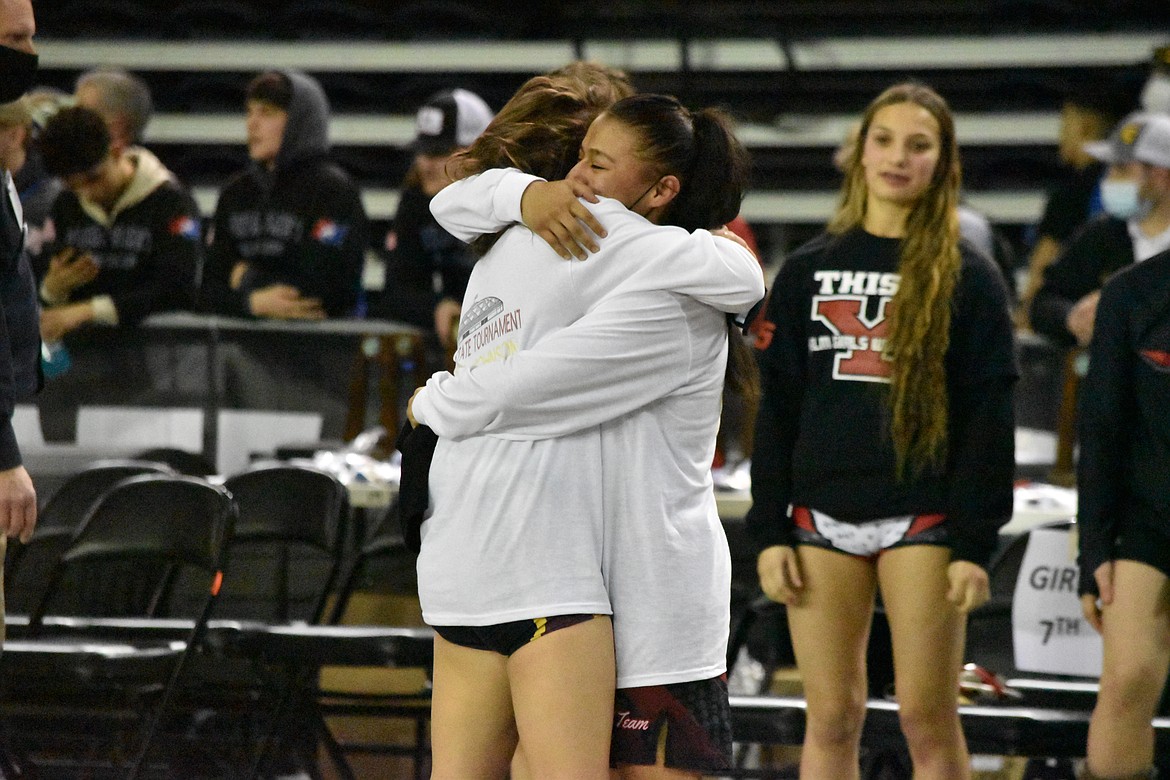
[1017, 84, 1123, 319]
[38, 107, 200, 337]
[35, 105, 202, 440]
[0, 0, 42, 643]
[202, 70, 369, 440]
[202, 70, 366, 320]
[1030, 112, 1170, 348]
[372, 88, 492, 362]
[747, 82, 1017, 780]
[1076, 247, 1170, 780]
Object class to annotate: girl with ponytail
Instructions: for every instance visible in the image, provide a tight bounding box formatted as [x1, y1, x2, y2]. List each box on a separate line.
[410, 87, 764, 778]
[747, 82, 1017, 779]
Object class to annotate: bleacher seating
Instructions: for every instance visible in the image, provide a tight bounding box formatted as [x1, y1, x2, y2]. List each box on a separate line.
[33, 1, 1167, 266]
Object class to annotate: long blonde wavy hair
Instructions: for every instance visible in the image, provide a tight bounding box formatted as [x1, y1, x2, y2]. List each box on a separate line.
[827, 82, 962, 477]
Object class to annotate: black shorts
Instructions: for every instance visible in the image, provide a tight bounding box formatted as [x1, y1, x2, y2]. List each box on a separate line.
[432, 614, 596, 657]
[611, 675, 731, 773]
[1115, 519, 1170, 580]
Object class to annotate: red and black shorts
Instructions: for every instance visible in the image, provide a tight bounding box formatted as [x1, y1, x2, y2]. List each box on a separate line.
[611, 675, 732, 773]
[432, 614, 596, 657]
[792, 505, 949, 561]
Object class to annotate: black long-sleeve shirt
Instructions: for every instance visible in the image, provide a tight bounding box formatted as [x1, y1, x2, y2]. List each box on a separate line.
[371, 183, 476, 329]
[1030, 215, 1133, 347]
[1076, 249, 1170, 594]
[746, 228, 1018, 569]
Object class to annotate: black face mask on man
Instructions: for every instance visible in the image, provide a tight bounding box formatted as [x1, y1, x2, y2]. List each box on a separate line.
[0, 44, 38, 104]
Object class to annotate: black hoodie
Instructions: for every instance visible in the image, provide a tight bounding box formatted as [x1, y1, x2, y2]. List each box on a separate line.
[1077, 249, 1170, 594]
[203, 70, 368, 318]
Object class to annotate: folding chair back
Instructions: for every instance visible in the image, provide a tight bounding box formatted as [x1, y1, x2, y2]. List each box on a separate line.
[28, 473, 236, 629]
[5, 459, 175, 614]
[329, 498, 416, 625]
[209, 462, 349, 624]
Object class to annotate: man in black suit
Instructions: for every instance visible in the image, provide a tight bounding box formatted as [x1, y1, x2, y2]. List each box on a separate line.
[0, 0, 43, 640]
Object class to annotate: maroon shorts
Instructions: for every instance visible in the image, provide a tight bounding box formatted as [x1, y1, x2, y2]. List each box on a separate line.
[611, 675, 732, 772]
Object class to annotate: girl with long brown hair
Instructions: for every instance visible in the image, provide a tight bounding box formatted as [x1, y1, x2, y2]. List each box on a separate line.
[747, 81, 1017, 779]
[406, 74, 764, 778]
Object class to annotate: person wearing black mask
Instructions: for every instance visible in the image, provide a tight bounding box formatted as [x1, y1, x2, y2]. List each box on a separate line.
[0, 0, 44, 644]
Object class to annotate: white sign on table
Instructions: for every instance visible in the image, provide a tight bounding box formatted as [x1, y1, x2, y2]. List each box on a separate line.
[1012, 526, 1102, 677]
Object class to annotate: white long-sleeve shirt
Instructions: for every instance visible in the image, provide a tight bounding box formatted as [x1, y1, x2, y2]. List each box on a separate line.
[415, 169, 764, 684]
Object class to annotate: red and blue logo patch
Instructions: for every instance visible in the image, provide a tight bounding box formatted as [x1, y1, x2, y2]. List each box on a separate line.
[1140, 349, 1170, 373]
[169, 215, 201, 241]
[311, 218, 349, 247]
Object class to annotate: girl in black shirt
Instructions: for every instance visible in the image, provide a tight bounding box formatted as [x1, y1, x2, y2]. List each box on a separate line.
[1077, 248, 1170, 780]
[748, 82, 1016, 780]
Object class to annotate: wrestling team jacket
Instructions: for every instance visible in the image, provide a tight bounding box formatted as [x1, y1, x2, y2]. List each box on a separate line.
[746, 227, 1018, 569]
[1077, 248, 1170, 594]
[43, 148, 202, 326]
[202, 155, 366, 319]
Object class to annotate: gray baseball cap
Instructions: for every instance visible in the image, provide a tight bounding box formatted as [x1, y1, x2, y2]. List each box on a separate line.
[1133, 113, 1170, 170]
[1083, 111, 1151, 165]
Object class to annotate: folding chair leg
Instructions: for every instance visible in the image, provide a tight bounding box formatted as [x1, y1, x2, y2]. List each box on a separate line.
[248, 670, 299, 780]
[313, 710, 356, 780]
[413, 715, 429, 780]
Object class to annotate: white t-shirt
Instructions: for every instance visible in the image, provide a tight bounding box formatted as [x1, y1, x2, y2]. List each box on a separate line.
[414, 169, 764, 684]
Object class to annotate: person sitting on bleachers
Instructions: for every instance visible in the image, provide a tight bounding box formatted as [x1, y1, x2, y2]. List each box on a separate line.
[370, 88, 492, 350]
[37, 105, 201, 341]
[34, 105, 202, 441]
[201, 70, 367, 320]
[73, 68, 153, 158]
[1017, 84, 1126, 319]
[1030, 112, 1170, 348]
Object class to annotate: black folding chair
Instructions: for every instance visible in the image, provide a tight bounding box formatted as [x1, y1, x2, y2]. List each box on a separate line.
[0, 474, 236, 779]
[247, 499, 431, 780]
[214, 461, 349, 624]
[313, 500, 431, 780]
[4, 458, 176, 615]
[171, 462, 350, 777]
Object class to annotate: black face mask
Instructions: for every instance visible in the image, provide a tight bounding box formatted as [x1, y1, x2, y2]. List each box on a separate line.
[0, 44, 38, 104]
